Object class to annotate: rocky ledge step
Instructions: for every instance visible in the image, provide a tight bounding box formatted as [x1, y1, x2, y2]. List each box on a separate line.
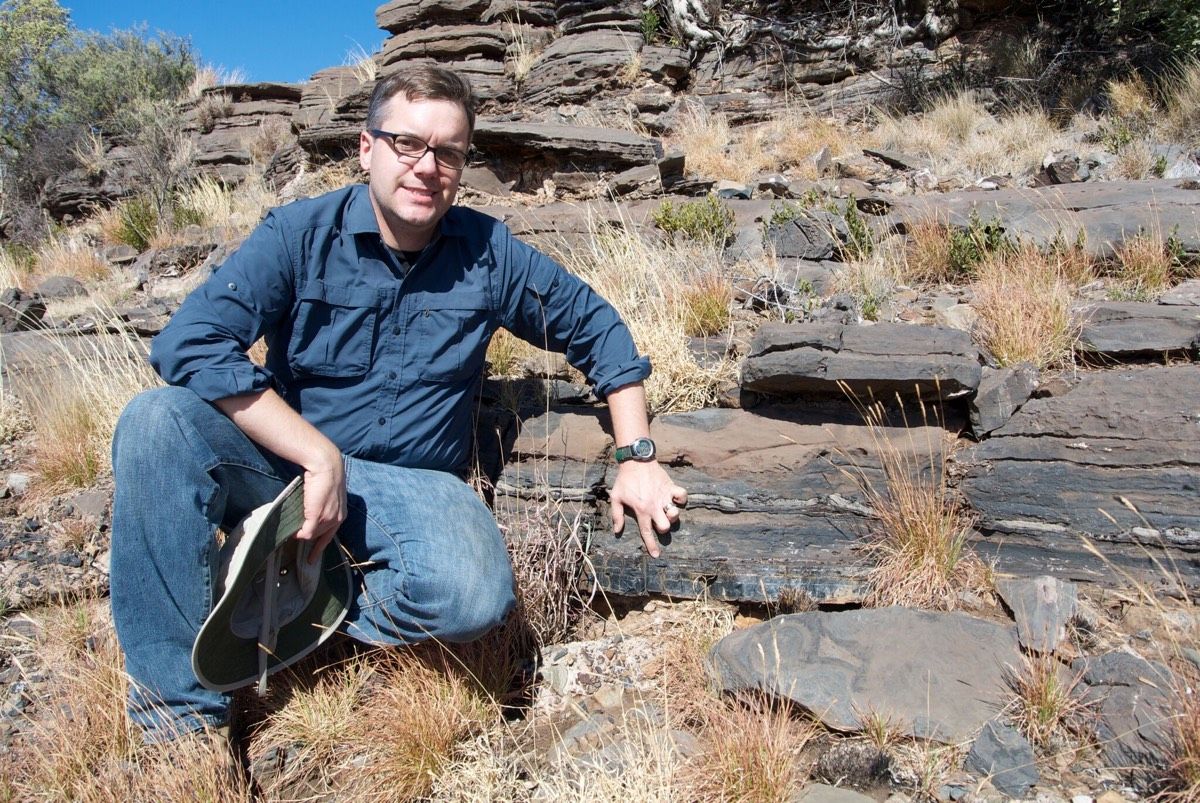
[740, 322, 982, 401]
[1076, 300, 1200, 358]
[960, 364, 1200, 584]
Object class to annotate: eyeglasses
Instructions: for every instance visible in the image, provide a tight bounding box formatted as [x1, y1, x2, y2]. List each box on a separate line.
[368, 129, 470, 171]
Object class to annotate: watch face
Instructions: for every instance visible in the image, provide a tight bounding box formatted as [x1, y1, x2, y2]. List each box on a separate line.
[632, 438, 655, 459]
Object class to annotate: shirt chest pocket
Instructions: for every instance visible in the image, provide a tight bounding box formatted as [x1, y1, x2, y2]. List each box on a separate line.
[413, 294, 492, 383]
[288, 282, 389, 378]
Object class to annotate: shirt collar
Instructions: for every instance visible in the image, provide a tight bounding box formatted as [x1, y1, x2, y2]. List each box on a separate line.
[345, 184, 466, 239]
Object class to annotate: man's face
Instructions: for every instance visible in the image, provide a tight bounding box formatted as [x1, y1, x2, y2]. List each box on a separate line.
[359, 95, 470, 251]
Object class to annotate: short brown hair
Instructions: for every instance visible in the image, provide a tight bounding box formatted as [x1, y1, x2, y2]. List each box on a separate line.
[365, 66, 477, 138]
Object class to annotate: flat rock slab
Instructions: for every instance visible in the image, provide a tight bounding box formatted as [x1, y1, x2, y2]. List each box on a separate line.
[798, 784, 876, 803]
[709, 608, 1021, 742]
[961, 365, 1200, 584]
[498, 406, 955, 604]
[1162, 279, 1200, 306]
[473, 121, 662, 168]
[740, 323, 982, 400]
[1076, 302, 1200, 357]
[888, 179, 1200, 261]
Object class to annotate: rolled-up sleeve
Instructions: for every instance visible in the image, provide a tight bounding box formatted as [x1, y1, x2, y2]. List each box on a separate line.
[150, 212, 296, 401]
[497, 228, 651, 399]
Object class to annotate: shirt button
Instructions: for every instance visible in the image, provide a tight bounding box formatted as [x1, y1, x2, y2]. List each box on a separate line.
[227, 282, 237, 291]
[377, 417, 386, 426]
[388, 371, 397, 379]
[393, 325, 402, 335]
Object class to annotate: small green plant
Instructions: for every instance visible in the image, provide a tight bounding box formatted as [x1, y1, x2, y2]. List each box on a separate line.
[947, 210, 1010, 278]
[1154, 153, 1170, 177]
[640, 7, 662, 43]
[652, 195, 736, 246]
[838, 196, 874, 261]
[767, 201, 804, 227]
[115, 196, 159, 251]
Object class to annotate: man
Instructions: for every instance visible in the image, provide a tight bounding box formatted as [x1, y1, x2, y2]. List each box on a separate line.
[110, 65, 686, 742]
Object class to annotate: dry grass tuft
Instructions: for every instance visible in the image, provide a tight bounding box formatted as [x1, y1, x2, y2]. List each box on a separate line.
[870, 92, 1070, 179]
[176, 175, 277, 234]
[1, 600, 250, 802]
[552, 217, 736, 414]
[1106, 232, 1181, 300]
[345, 44, 377, 84]
[890, 740, 964, 801]
[496, 496, 590, 649]
[250, 646, 497, 802]
[684, 692, 817, 802]
[249, 117, 294, 164]
[970, 244, 1080, 369]
[71, 130, 110, 178]
[830, 252, 899, 322]
[505, 22, 541, 85]
[1162, 664, 1200, 802]
[900, 218, 955, 286]
[33, 236, 110, 284]
[671, 102, 742, 181]
[1006, 652, 1089, 749]
[0, 245, 32, 290]
[188, 64, 247, 98]
[679, 271, 734, 337]
[1161, 59, 1200, 145]
[14, 315, 161, 492]
[844, 394, 992, 611]
[1108, 74, 1158, 123]
[645, 597, 736, 731]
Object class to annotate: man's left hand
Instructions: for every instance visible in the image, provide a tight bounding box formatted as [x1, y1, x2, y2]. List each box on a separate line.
[610, 460, 688, 558]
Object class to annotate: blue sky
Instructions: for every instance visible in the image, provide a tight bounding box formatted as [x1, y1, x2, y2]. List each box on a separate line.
[64, 1, 387, 84]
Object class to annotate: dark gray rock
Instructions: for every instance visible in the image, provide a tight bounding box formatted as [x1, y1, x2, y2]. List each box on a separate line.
[966, 720, 1039, 798]
[997, 576, 1077, 653]
[1073, 652, 1176, 788]
[461, 165, 514, 197]
[520, 30, 642, 106]
[764, 212, 838, 260]
[863, 148, 930, 172]
[377, 25, 507, 66]
[34, 275, 87, 300]
[0, 289, 46, 333]
[798, 784, 876, 803]
[103, 244, 139, 265]
[506, 406, 964, 604]
[740, 322, 982, 401]
[375, 0, 490, 31]
[888, 179, 1200, 263]
[961, 365, 1200, 584]
[969, 363, 1038, 439]
[608, 163, 661, 197]
[1162, 279, 1200, 306]
[1076, 301, 1200, 357]
[709, 608, 1021, 742]
[473, 121, 661, 170]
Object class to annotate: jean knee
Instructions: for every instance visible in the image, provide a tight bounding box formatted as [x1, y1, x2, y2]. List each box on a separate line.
[114, 387, 204, 467]
[413, 563, 515, 643]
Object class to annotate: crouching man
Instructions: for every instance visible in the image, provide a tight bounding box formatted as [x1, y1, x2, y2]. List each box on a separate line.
[110, 65, 686, 742]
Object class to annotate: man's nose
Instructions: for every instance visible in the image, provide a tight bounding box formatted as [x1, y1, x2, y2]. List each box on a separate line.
[412, 148, 440, 175]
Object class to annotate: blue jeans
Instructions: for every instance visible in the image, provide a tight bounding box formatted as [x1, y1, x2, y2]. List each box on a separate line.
[110, 386, 516, 741]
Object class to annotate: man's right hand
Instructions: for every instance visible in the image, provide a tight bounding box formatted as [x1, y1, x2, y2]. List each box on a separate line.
[297, 446, 347, 564]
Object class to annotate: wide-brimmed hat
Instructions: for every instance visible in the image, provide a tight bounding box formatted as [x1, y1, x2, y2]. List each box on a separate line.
[192, 477, 352, 694]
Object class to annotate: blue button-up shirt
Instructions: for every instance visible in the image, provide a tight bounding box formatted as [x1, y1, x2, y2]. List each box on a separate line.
[151, 184, 650, 473]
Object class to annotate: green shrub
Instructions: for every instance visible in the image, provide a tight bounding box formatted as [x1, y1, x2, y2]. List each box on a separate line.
[115, 196, 158, 251]
[653, 195, 736, 245]
[640, 7, 661, 43]
[947, 210, 1010, 278]
[837, 197, 874, 261]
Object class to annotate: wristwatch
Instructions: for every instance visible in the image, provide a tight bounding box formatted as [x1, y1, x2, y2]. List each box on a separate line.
[614, 437, 656, 463]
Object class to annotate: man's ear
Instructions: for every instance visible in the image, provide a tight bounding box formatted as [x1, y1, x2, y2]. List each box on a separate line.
[359, 130, 373, 173]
